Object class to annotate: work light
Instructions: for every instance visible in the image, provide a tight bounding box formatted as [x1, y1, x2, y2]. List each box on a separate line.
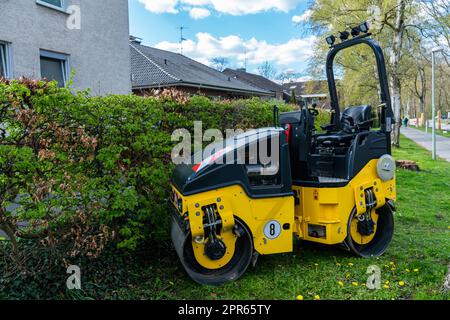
[326, 35, 336, 46]
[351, 27, 360, 37]
[339, 31, 350, 41]
[359, 21, 370, 33]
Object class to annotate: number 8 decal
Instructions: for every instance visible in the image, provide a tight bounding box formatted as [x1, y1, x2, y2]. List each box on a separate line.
[264, 220, 281, 240]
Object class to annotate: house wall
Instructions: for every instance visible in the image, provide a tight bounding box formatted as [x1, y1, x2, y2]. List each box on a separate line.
[0, 0, 130, 95]
[275, 92, 284, 100]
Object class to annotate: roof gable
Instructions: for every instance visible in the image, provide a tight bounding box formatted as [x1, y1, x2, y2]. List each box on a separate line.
[223, 68, 283, 93]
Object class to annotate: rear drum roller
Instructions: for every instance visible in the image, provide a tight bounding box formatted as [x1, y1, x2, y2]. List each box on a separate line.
[345, 204, 394, 258]
[171, 217, 253, 286]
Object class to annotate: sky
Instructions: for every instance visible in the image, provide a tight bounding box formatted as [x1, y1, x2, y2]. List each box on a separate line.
[128, 0, 317, 79]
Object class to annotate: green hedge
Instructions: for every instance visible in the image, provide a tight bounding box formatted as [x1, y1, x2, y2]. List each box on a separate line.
[0, 79, 302, 257]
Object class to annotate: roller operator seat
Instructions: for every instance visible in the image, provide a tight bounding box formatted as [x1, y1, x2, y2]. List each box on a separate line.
[316, 105, 373, 146]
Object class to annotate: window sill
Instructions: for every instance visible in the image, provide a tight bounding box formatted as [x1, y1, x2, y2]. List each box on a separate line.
[36, 1, 69, 14]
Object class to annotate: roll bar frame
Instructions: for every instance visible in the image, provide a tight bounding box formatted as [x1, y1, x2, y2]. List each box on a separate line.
[326, 34, 394, 134]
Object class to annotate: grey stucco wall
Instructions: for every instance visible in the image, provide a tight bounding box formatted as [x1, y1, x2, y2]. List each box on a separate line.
[0, 0, 131, 95]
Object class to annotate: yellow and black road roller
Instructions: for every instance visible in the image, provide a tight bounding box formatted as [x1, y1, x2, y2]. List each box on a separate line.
[169, 27, 397, 285]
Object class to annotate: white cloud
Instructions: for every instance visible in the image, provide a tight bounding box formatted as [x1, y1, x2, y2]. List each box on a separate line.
[290, 75, 313, 82]
[189, 7, 211, 19]
[183, 0, 211, 5]
[292, 9, 312, 23]
[155, 32, 317, 67]
[248, 37, 316, 65]
[282, 68, 296, 74]
[209, 0, 303, 15]
[138, 0, 304, 16]
[138, 0, 179, 14]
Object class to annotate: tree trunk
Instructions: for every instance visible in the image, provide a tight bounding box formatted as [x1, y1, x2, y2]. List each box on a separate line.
[391, 78, 402, 147]
[420, 96, 425, 115]
[390, 0, 406, 148]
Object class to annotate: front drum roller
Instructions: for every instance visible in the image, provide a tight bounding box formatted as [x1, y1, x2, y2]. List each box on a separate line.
[171, 216, 253, 286]
[345, 204, 394, 258]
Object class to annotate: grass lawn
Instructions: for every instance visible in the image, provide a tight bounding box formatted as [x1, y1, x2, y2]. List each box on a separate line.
[110, 135, 449, 300]
[414, 125, 450, 138]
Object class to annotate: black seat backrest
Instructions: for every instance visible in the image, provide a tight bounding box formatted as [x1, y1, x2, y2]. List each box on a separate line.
[341, 105, 372, 133]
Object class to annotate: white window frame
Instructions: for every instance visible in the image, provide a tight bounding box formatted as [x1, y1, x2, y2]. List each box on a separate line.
[0, 41, 13, 79]
[39, 49, 70, 87]
[36, 0, 68, 13]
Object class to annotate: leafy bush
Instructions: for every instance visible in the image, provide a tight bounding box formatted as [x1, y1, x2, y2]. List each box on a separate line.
[0, 80, 298, 254]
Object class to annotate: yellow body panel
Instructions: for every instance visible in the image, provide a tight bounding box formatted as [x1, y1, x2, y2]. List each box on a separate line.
[293, 159, 396, 245]
[170, 159, 396, 269]
[171, 186, 295, 259]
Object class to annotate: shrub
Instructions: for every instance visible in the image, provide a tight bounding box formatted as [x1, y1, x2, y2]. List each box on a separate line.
[0, 80, 299, 254]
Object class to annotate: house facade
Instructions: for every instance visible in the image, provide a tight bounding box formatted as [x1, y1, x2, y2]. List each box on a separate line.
[0, 0, 131, 95]
[282, 80, 330, 108]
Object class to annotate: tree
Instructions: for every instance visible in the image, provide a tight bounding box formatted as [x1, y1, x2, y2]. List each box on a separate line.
[405, 46, 428, 117]
[304, 0, 431, 147]
[389, 0, 407, 147]
[210, 57, 229, 72]
[257, 61, 277, 80]
[419, 0, 450, 66]
[290, 89, 298, 105]
[276, 71, 302, 83]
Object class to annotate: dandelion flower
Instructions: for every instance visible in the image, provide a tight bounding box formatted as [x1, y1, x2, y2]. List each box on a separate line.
[346, 273, 351, 278]
[405, 269, 410, 273]
[390, 262, 395, 265]
[336, 263, 341, 266]
[383, 284, 390, 289]
[314, 295, 321, 300]
[348, 263, 354, 267]
[352, 282, 358, 286]
[296, 295, 304, 301]
[413, 268, 419, 272]
[399, 281, 405, 287]
[338, 281, 344, 287]
[385, 280, 390, 285]
[314, 263, 319, 266]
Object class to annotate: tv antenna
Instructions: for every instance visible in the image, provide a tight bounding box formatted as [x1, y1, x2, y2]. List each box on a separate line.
[177, 26, 189, 55]
[244, 48, 248, 70]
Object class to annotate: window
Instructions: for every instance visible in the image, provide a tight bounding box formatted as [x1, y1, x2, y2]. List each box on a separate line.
[40, 50, 69, 87]
[36, 0, 67, 12]
[0, 42, 11, 79]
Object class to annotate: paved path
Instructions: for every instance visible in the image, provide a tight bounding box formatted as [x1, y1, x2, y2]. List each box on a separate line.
[401, 127, 450, 162]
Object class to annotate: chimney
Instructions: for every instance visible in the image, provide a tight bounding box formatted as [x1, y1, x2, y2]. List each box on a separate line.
[130, 35, 142, 44]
